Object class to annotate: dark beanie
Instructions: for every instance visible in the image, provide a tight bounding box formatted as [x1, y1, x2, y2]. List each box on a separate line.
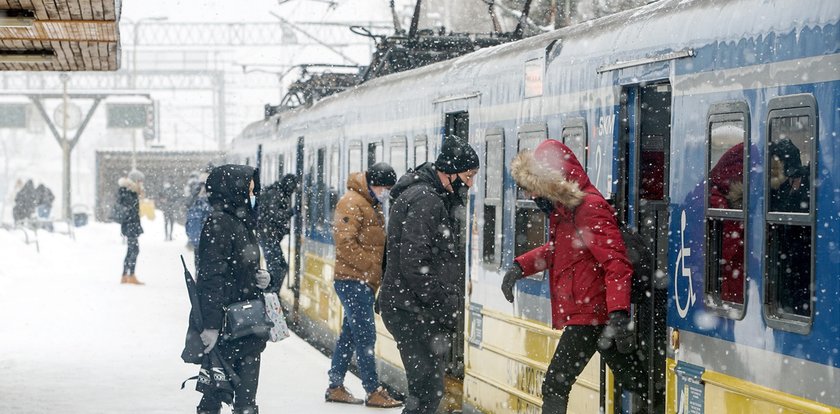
[434, 135, 480, 174]
[367, 162, 397, 186]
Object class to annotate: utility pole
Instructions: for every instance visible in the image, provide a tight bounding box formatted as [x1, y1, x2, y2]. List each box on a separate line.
[60, 73, 71, 220]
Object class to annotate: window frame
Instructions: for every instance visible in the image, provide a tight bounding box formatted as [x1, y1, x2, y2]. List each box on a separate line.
[513, 123, 548, 271]
[348, 140, 363, 175]
[368, 140, 383, 169]
[414, 135, 429, 167]
[703, 101, 750, 319]
[389, 135, 408, 176]
[561, 117, 588, 169]
[762, 94, 818, 335]
[482, 128, 505, 267]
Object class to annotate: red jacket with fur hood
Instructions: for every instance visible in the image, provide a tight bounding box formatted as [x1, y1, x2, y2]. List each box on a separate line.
[511, 140, 632, 328]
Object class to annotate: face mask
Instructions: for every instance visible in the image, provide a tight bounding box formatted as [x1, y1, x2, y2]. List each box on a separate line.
[249, 195, 256, 208]
[534, 197, 555, 215]
[375, 189, 390, 203]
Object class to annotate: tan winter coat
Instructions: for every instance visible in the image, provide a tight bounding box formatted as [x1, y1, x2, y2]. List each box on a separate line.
[333, 172, 386, 291]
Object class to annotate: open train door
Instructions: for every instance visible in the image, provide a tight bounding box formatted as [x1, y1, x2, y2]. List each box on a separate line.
[614, 83, 670, 414]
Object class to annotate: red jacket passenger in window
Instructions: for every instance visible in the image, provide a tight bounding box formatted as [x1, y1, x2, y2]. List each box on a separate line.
[708, 142, 745, 304]
[501, 139, 646, 413]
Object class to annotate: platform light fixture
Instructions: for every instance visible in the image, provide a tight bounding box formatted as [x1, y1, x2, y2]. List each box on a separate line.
[0, 50, 55, 64]
[0, 10, 36, 28]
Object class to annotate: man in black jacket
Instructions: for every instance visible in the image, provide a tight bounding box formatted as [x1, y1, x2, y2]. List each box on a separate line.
[256, 173, 298, 292]
[196, 164, 271, 414]
[378, 135, 479, 414]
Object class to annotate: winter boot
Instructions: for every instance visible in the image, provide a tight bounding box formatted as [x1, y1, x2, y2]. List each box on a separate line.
[196, 408, 220, 414]
[126, 274, 145, 285]
[231, 406, 258, 414]
[325, 385, 364, 404]
[120, 274, 130, 284]
[366, 386, 403, 408]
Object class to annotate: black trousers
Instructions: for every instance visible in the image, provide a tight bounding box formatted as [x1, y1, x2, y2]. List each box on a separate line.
[381, 308, 450, 414]
[542, 325, 647, 414]
[123, 237, 139, 275]
[198, 354, 261, 410]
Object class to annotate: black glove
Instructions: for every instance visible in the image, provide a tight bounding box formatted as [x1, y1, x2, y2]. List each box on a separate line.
[599, 310, 637, 354]
[501, 262, 523, 303]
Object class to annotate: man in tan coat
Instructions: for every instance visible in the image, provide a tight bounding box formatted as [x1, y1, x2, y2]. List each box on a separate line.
[325, 162, 402, 408]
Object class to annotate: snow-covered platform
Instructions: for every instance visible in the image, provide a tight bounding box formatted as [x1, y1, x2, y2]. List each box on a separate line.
[0, 218, 399, 413]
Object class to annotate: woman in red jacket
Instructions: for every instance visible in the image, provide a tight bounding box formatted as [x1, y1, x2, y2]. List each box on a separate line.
[501, 139, 646, 413]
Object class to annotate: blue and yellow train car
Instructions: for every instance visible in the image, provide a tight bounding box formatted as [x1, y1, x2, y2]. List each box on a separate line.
[229, 0, 840, 412]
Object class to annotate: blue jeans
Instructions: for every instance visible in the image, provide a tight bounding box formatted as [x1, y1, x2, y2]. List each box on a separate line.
[328, 280, 379, 393]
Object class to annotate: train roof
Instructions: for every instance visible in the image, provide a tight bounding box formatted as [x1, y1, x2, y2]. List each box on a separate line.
[235, 0, 838, 143]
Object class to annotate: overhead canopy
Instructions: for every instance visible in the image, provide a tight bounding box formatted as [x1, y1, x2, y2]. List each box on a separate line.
[0, 0, 120, 71]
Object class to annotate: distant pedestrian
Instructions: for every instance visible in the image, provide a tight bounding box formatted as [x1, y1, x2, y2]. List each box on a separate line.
[159, 181, 180, 241]
[378, 135, 480, 414]
[34, 183, 54, 220]
[501, 139, 645, 413]
[325, 163, 402, 408]
[185, 172, 212, 252]
[118, 170, 145, 285]
[196, 164, 270, 414]
[256, 173, 298, 292]
[12, 179, 36, 223]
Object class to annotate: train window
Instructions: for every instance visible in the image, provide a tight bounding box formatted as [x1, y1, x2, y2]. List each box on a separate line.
[277, 154, 285, 178]
[329, 147, 340, 188]
[562, 118, 587, 168]
[368, 141, 383, 168]
[704, 102, 749, 317]
[348, 141, 363, 174]
[483, 129, 504, 265]
[514, 123, 547, 260]
[389, 136, 407, 176]
[327, 146, 340, 225]
[414, 135, 428, 166]
[763, 94, 817, 334]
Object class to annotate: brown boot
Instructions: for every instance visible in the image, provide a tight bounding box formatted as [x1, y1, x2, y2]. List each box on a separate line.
[120, 274, 130, 284]
[325, 385, 363, 405]
[126, 274, 145, 285]
[365, 386, 403, 408]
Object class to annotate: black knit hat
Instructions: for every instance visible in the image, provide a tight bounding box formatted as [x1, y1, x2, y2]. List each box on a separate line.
[367, 162, 397, 186]
[435, 135, 480, 174]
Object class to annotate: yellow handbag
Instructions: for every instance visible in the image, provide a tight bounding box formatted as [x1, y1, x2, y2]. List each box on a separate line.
[140, 198, 156, 220]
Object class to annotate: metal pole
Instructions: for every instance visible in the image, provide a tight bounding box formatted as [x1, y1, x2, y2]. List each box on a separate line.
[60, 73, 72, 220]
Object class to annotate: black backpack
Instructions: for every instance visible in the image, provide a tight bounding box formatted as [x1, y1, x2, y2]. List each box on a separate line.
[618, 224, 655, 304]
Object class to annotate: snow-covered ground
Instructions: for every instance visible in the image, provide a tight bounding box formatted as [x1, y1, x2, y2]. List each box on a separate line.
[0, 216, 399, 414]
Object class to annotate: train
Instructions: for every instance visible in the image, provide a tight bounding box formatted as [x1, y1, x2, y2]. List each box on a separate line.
[227, 0, 840, 412]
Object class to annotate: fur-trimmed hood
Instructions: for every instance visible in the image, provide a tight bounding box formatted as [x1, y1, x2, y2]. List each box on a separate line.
[510, 140, 588, 208]
[118, 177, 144, 196]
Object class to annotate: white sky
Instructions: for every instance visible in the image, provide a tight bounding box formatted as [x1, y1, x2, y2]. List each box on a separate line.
[121, 0, 401, 23]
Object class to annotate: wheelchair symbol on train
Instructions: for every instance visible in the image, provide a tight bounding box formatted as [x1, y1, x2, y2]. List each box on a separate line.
[674, 210, 696, 319]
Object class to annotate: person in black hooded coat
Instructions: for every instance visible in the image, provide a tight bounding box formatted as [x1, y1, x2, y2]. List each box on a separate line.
[377, 135, 479, 414]
[195, 164, 271, 414]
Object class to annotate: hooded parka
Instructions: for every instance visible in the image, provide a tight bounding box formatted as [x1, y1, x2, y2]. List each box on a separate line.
[117, 177, 144, 238]
[333, 172, 387, 291]
[196, 164, 267, 356]
[511, 140, 632, 329]
[377, 162, 463, 329]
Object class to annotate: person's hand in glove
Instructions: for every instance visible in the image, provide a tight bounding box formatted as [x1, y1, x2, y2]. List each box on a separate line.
[255, 269, 271, 290]
[501, 262, 524, 303]
[200, 328, 220, 353]
[598, 310, 636, 354]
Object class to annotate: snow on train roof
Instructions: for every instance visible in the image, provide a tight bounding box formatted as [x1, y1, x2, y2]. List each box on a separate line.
[236, 0, 837, 141]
